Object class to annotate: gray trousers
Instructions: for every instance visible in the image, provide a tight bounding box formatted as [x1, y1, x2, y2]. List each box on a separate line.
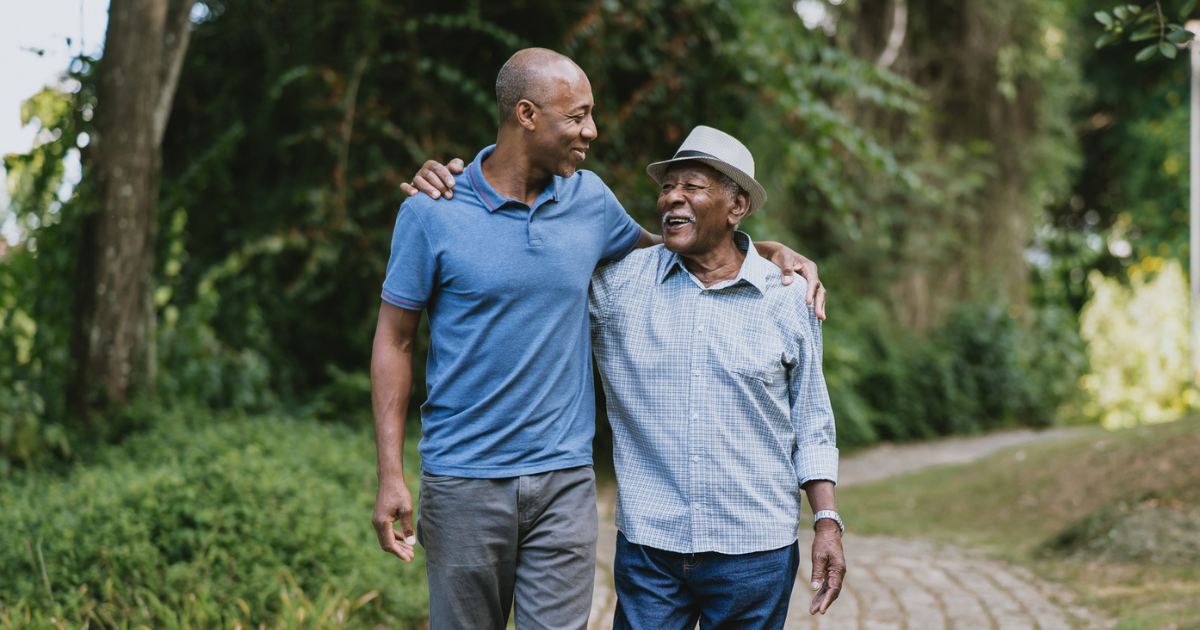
[416, 465, 598, 630]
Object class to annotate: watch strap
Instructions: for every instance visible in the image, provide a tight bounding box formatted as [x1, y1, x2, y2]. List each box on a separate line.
[812, 510, 844, 535]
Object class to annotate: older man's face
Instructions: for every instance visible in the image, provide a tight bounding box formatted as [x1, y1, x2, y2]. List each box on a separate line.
[658, 162, 744, 256]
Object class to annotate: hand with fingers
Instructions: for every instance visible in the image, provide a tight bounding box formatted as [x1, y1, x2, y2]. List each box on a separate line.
[372, 479, 417, 562]
[767, 248, 826, 321]
[400, 158, 465, 200]
[808, 520, 846, 615]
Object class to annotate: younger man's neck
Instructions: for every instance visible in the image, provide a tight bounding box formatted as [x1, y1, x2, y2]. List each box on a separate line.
[480, 133, 551, 207]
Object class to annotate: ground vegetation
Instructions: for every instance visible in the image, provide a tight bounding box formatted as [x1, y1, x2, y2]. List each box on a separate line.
[839, 416, 1200, 628]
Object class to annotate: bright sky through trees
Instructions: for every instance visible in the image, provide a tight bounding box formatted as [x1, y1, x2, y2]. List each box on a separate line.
[0, 0, 110, 243]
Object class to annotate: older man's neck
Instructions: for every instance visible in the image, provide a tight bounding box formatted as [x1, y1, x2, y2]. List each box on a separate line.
[682, 237, 746, 288]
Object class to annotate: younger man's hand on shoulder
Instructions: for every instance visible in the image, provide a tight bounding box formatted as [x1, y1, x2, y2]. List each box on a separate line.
[756, 241, 827, 320]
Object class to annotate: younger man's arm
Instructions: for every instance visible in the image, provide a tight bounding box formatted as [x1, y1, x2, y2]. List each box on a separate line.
[370, 302, 422, 563]
[401, 159, 827, 319]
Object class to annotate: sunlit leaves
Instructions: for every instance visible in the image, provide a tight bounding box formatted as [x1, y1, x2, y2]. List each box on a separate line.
[1080, 263, 1193, 428]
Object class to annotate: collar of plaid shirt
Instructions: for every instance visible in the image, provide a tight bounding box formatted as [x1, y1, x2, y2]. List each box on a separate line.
[655, 231, 771, 293]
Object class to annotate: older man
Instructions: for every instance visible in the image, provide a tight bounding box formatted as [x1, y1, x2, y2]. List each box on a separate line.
[588, 126, 845, 629]
[373, 49, 825, 630]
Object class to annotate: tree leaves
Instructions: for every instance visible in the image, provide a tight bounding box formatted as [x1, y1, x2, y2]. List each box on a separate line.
[1129, 27, 1159, 41]
[1136, 43, 1161, 60]
[1095, 1, 1194, 61]
[1165, 29, 1194, 43]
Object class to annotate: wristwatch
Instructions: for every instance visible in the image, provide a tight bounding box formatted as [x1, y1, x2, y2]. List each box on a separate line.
[812, 510, 844, 535]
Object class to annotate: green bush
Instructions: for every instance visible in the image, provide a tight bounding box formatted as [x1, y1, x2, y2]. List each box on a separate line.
[0, 409, 428, 629]
[824, 301, 1086, 450]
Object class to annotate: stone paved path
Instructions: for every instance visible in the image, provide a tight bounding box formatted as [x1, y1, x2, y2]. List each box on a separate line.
[588, 428, 1110, 630]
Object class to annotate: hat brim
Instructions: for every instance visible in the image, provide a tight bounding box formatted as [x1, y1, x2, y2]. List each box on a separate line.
[646, 156, 767, 216]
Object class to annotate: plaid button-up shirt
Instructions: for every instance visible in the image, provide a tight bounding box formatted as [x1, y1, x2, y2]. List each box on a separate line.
[589, 232, 838, 554]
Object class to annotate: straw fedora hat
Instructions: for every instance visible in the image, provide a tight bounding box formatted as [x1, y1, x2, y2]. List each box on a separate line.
[645, 125, 768, 215]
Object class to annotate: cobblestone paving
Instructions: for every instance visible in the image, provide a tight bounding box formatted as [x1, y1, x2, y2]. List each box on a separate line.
[588, 429, 1110, 630]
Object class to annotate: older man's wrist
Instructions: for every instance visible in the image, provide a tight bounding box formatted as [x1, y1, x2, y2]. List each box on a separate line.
[814, 519, 840, 534]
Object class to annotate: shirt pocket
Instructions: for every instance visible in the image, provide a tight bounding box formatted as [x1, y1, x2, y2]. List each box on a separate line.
[729, 324, 784, 385]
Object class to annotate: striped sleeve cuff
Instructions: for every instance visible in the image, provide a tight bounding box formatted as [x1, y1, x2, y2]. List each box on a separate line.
[794, 445, 839, 487]
[381, 289, 425, 310]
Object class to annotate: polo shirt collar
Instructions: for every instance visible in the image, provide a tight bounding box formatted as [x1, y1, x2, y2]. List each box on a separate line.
[658, 231, 771, 295]
[466, 145, 560, 212]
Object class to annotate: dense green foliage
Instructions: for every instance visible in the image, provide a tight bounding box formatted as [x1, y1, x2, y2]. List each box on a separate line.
[1, 87, 87, 471]
[826, 303, 1086, 448]
[0, 409, 427, 628]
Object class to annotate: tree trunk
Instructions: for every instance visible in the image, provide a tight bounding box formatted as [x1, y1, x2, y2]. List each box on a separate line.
[69, 0, 195, 421]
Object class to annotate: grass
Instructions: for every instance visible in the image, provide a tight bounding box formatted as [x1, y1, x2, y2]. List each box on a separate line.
[838, 416, 1200, 630]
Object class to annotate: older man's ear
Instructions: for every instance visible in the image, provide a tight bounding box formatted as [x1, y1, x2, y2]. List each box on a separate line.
[728, 191, 751, 226]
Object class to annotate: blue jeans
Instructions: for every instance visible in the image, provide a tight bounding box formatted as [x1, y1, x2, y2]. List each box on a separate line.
[612, 531, 800, 630]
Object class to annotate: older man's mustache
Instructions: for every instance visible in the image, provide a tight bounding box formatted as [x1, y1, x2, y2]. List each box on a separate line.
[661, 212, 696, 228]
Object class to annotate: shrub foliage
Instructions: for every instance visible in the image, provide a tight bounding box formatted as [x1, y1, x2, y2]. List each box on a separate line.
[0, 410, 427, 628]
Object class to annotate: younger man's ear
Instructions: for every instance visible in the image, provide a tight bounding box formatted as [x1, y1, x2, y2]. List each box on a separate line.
[516, 100, 539, 131]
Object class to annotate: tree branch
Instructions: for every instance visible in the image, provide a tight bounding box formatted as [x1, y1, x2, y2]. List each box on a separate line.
[336, 55, 370, 218]
[877, 0, 908, 69]
[154, 0, 197, 147]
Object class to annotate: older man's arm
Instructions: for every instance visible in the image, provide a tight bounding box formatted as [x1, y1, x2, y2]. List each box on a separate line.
[803, 480, 844, 615]
[788, 294, 844, 615]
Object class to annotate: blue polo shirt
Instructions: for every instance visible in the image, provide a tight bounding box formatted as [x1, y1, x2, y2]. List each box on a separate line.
[382, 145, 643, 478]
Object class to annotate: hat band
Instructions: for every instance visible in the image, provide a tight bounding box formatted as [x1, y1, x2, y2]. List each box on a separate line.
[672, 149, 719, 160]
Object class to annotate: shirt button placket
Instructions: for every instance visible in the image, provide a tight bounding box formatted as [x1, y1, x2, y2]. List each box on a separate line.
[686, 290, 700, 549]
[688, 287, 709, 549]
